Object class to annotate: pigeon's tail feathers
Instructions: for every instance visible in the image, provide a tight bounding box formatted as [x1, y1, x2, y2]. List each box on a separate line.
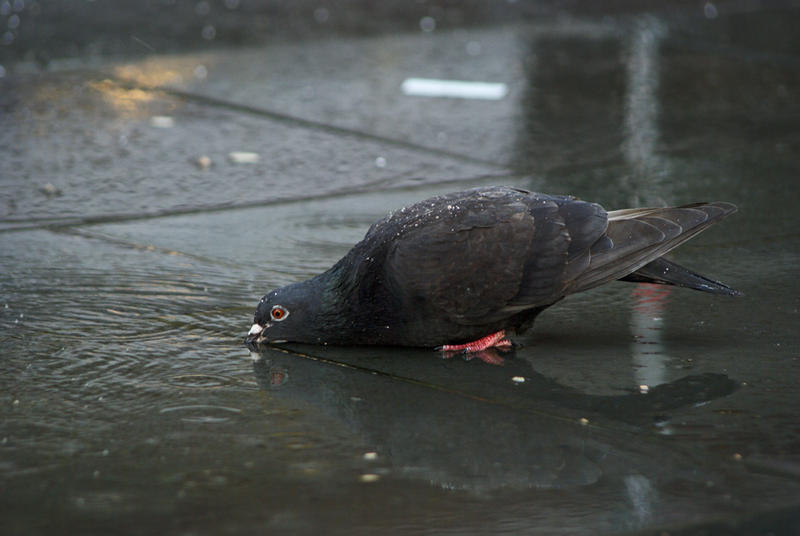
[620, 257, 742, 296]
[567, 202, 737, 294]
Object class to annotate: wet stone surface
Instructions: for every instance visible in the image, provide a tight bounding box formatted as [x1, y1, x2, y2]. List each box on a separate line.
[2, 3, 800, 535]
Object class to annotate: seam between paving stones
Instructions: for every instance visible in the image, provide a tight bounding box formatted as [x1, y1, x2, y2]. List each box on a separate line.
[0, 171, 522, 233]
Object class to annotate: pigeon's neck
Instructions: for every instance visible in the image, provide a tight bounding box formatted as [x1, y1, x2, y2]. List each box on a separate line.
[314, 260, 362, 320]
[303, 253, 397, 345]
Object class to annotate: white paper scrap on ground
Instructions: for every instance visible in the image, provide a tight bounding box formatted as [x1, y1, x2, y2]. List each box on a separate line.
[228, 151, 261, 164]
[150, 116, 175, 128]
[401, 78, 508, 100]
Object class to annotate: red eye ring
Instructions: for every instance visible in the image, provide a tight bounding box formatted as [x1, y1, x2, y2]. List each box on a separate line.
[270, 305, 288, 321]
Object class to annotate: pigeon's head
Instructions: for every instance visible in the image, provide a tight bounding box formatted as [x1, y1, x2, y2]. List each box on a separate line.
[245, 283, 317, 345]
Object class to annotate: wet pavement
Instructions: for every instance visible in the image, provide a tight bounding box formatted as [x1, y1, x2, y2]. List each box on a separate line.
[2, 2, 800, 535]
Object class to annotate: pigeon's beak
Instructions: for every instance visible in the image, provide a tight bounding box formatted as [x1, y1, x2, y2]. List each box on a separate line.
[245, 323, 266, 344]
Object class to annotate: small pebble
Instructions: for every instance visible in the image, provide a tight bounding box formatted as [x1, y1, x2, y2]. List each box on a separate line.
[359, 473, 380, 483]
[194, 155, 212, 170]
[511, 376, 526, 383]
[362, 452, 378, 461]
[732, 453, 743, 461]
[150, 115, 175, 128]
[578, 417, 589, 426]
[39, 183, 62, 197]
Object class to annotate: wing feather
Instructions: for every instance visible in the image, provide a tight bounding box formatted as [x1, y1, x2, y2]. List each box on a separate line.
[567, 202, 737, 293]
[382, 188, 536, 325]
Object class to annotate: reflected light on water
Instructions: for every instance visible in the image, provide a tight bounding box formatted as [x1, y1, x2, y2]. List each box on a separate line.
[625, 474, 657, 525]
[86, 55, 215, 117]
[87, 79, 163, 116]
[623, 16, 669, 204]
[193, 64, 208, 79]
[419, 16, 436, 33]
[630, 283, 673, 388]
[201, 24, 216, 41]
[109, 55, 213, 101]
[114, 63, 185, 88]
[159, 404, 243, 424]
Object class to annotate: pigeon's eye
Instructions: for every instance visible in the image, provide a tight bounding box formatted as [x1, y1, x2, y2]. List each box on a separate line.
[270, 305, 289, 322]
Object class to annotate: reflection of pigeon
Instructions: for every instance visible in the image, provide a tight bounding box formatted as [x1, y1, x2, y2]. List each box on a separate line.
[246, 186, 739, 351]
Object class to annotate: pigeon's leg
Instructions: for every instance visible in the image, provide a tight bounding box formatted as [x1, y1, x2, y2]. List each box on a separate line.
[439, 330, 512, 353]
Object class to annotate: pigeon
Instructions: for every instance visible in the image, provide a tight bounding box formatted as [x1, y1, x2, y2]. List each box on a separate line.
[246, 186, 740, 352]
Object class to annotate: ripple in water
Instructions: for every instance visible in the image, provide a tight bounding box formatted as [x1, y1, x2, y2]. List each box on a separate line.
[159, 404, 243, 423]
[167, 374, 238, 389]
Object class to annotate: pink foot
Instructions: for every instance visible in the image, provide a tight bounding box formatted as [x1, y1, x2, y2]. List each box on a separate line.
[439, 330, 512, 353]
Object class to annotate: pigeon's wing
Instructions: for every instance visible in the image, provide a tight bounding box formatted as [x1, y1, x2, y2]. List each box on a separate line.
[510, 195, 608, 307]
[382, 189, 608, 325]
[383, 213, 532, 324]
